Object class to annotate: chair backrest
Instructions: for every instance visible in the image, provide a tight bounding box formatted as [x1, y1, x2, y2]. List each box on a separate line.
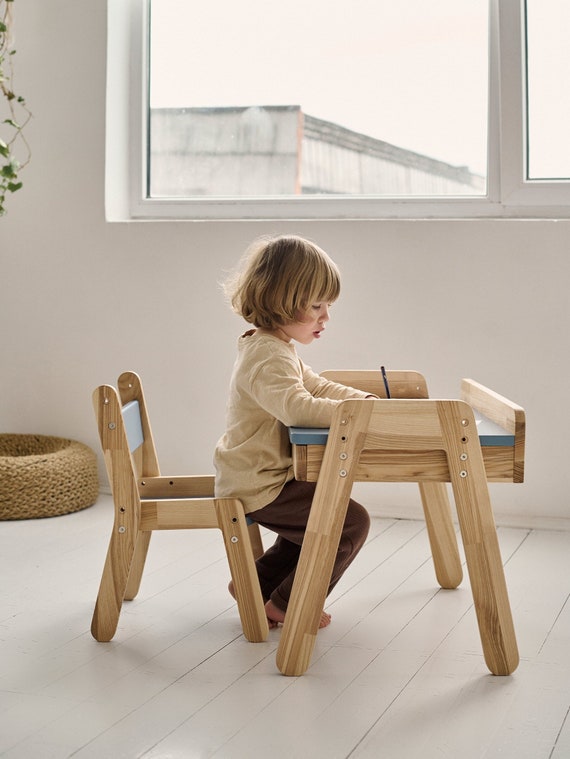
[117, 371, 160, 478]
[92, 383, 142, 523]
[92, 372, 161, 506]
[320, 369, 429, 399]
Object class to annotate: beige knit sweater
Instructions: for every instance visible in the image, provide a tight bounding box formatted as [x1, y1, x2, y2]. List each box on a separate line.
[213, 330, 370, 513]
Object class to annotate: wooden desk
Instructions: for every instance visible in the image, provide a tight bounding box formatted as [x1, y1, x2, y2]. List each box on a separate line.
[276, 374, 525, 678]
[290, 409, 522, 483]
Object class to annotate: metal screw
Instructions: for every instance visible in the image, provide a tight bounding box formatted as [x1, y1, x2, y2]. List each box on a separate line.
[108, 422, 116, 430]
[340, 452, 348, 460]
[460, 470, 468, 478]
[339, 469, 347, 477]
[231, 536, 239, 543]
[460, 453, 468, 461]
[118, 526, 126, 533]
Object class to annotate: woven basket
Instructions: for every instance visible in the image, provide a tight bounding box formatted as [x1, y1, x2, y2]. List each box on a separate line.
[0, 433, 99, 520]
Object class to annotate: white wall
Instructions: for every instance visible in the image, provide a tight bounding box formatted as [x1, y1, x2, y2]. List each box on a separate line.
[1, 2, 568, 529]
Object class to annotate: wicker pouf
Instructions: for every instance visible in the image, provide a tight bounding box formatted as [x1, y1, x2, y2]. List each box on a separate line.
[0, 433, 99, 520]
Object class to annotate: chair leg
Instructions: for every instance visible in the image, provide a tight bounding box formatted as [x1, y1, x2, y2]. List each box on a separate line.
[124, 531, 152, 600]
[91, 527, 137, 642]
[215, 499, 269, 642]
[418, 482, 463, 589]
[247, 520, 265, 560]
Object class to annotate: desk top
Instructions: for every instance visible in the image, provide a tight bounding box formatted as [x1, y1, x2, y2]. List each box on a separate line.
[289, 409, 515, 447]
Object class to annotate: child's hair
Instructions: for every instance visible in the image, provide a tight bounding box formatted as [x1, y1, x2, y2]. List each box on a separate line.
[224, 235, 341, 329]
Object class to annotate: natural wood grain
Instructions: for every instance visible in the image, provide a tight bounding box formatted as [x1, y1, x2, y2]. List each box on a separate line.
[321, 369, 429, 399]
[293, 375, 525, 484]
[295, 443, 521, 482]
[461, 378, 525, 483]
[278, 396, 519, 677]
[90, 371, 268, 645]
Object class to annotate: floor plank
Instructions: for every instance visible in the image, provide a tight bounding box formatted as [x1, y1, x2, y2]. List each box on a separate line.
[1, 495, 569, 758]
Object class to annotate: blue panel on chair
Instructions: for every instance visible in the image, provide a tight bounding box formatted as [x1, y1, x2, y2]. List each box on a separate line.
[122, 400, 144, 452]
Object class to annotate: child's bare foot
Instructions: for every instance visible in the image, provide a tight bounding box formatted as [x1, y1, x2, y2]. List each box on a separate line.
[265, 599, 331, 629]
[264, 599, 286, 625]
[319, 610, 332, 628]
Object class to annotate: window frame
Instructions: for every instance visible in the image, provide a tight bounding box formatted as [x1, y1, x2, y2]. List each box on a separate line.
[106, 0, 570, 221]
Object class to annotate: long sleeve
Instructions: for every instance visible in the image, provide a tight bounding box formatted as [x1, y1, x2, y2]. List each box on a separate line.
[213, 331, 369, 512]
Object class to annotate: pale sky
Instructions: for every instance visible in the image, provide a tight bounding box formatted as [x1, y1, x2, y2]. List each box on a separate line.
[150, 0, 570, 179]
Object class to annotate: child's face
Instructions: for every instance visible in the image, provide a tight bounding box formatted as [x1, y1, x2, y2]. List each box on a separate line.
[278, 302, 331, 345]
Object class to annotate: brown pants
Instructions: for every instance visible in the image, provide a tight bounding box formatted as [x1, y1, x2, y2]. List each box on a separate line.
[248, 479, 370, 612]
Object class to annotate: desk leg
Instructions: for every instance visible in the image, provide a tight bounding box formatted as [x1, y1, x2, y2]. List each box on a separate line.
[452, 480, 519, 674]
[276, 522, 345, 676]
[277, 403, 371, 676]
[442, 402, 519, 676]
[276, 470, 351, 675]
[418, 482, 463, 589]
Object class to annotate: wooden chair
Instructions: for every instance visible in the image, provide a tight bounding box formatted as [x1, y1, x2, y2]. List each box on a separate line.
[277, 371, 523, 677]
[90, 371, 268, 643]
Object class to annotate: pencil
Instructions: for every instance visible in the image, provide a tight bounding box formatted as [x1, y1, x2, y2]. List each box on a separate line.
[380, 366, 391, 399]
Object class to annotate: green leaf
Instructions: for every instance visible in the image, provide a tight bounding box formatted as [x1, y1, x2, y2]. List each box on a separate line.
[3, 118, 20, 129]
[7, 181, 22, 193]
[0, 22, 7, 32]
[0, 139, 8, 158]
[1, 164, 17, 178]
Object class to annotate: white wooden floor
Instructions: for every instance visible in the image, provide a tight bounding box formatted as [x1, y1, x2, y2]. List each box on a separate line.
[1, 494, 569, 759]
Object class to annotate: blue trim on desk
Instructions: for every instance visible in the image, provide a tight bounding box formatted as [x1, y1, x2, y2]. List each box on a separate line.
[289, 410, 515, 447]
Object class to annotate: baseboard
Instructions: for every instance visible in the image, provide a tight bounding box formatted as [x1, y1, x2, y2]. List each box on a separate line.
[365, 503, 570, 532]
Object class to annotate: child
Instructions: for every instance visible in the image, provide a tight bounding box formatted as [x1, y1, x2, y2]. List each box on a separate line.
[214, 235, 373, 629]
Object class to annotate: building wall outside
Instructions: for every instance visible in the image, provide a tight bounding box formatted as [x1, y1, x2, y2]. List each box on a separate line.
[150, 106, 484, 197]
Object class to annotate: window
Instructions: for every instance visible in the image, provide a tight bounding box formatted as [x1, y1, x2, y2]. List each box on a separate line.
[106, 0, 570, 220]
[148, 0, 488, 200]
[525, 0, 570, 180]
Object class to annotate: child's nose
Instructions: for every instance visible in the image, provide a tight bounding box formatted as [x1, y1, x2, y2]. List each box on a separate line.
[320, 306, 330, 322]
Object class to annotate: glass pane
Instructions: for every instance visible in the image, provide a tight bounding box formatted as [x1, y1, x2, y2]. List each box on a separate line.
[526, 0, 570, 179]
[148, 0, 488, 198]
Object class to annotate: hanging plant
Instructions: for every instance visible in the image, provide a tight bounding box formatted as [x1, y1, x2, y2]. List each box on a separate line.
[0, 0, 31, 216]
